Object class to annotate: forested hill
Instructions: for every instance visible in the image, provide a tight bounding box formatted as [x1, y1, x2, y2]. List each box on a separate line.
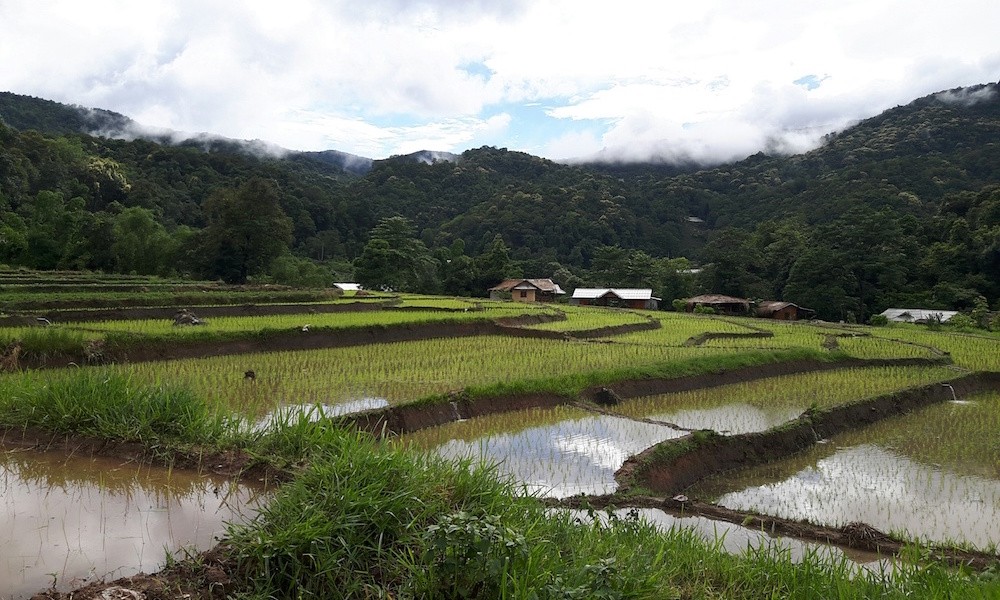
[0, 84, 998, 321]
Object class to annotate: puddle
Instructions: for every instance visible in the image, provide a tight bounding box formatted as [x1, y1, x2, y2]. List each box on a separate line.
[1, 447, 267, 599]
[401, 406, 685, 498]
[251, 397, 390, 430]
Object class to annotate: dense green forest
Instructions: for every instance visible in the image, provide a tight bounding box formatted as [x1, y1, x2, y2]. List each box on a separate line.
[1, 84, 998, 321]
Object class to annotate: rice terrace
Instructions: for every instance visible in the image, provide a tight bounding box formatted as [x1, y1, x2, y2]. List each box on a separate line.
[1, 269, 1000, 599]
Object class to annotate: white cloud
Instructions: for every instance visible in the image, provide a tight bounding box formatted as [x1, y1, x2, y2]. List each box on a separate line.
[1, 0, 998, 162]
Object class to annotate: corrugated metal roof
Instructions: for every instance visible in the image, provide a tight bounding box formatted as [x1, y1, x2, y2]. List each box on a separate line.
[572, 288, 656, 301]
[880, 308, 958, 323]
[333, 283, 361, 291]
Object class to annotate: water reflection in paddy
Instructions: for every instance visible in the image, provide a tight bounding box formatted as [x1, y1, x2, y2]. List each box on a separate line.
[252, 397, 389, 430]
[399, 406, 685, 498]
[1, 446, 267, 600]
[611, 367, 956, 435]
[561, 508, 892, 571]
[690, 392, 1000, 549]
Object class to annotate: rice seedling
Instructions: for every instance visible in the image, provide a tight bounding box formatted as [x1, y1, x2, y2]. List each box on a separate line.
[691, 391, 1000, 550]
[526, 306, 650, 332]
[399, 405, 688, 497]
[609, 312, 754, 345]
[612, 366, 957, 434]
[103, 335, 750, 417]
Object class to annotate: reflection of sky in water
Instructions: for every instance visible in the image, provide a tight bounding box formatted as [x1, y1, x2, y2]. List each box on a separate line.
[432, 414, 685, 498]
[559, 508, 891, 571]
[711, 444, 1000, 549]
[252, 398, 389, 430]
[1, 449, 266, 600]
[647, 404, 802, 434]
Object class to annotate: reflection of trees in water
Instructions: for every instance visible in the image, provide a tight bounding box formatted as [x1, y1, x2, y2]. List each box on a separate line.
[0, 447, 259, 506]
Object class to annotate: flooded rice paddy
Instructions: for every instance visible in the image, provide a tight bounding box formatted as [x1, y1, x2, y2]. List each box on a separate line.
[400, 406, 687, 497]
[401, 367, 957, 498]
[690, 392, 1000, 550]
[1, 446, 267, 600]
[609, 367, 957, 434]
[562, 508, 891, 570]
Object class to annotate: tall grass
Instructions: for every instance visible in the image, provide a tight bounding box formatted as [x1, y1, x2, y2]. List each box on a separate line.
[0, 370, 229, 445]
[225, 428, 1000, 599]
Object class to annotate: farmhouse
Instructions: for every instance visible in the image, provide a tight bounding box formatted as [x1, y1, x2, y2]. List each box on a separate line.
[571, 288, 660, 310]
[684, 294, 752, 315]
[489, 278, 565, 302]
[879, 308, 959, 323]
[756, 301, 816, 321]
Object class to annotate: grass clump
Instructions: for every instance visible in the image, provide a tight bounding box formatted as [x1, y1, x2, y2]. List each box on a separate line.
[224, 428, 1000, 599]
[0, 369, 229, 445]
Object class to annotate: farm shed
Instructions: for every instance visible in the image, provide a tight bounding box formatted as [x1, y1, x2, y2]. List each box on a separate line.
[489, 279, 565, 303]
[684, 294, 752, 315]
[333, 283, 362, 292]
[756, 301, 815, 321]
[571, 288, 660, 310]
[879, 308, 958, 323]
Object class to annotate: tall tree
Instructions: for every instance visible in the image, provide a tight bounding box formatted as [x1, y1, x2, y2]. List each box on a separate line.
[199, 178, 293, 283]
[354, 216, 437, 292]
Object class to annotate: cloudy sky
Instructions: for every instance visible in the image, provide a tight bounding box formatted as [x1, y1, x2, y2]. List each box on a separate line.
[1, 0, 998, 164]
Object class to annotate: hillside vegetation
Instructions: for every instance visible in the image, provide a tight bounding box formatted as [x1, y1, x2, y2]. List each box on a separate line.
[1, 84, 998, 320]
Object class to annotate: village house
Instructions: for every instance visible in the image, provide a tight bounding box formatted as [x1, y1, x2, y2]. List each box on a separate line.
[571, 288, 660, 310]
[756, 301, 816, 321]
[684, 294, 752, 315]
[488, 278, 565, 302]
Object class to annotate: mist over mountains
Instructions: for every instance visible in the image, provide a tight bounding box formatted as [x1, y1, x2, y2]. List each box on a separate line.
[0, 82, 998, 321]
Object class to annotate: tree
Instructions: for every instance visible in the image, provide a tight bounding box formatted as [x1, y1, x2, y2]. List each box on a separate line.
[111, 206, 173, 275]
[354, 216, 437, 292]
[474, 234, 517, 292]
[199, 178, 293, 283]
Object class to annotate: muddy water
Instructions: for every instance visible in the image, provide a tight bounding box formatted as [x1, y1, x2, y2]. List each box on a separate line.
[1, 447, 267, 600]
[690, 393, 1000, 549]
[400, 406, 686, 498]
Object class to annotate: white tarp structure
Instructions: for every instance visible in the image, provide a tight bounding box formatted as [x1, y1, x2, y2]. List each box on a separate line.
[879, 308, 958, 323]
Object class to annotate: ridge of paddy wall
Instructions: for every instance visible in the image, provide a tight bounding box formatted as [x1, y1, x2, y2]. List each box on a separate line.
[340, 356, 952, 437]
[614, 371, 1000, 496]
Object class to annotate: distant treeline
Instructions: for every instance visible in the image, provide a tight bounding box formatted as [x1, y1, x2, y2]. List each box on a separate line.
[0, 84, 998, 320]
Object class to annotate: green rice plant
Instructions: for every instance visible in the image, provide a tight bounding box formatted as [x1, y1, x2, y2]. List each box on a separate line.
[611, 366, 958, 434]
[691, 391, 1000, 550]
[526, 307, 649, 332]
[866, 325, 1000, 370]
[610, 312, 755, 345]
[110, 336, 778, 416]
